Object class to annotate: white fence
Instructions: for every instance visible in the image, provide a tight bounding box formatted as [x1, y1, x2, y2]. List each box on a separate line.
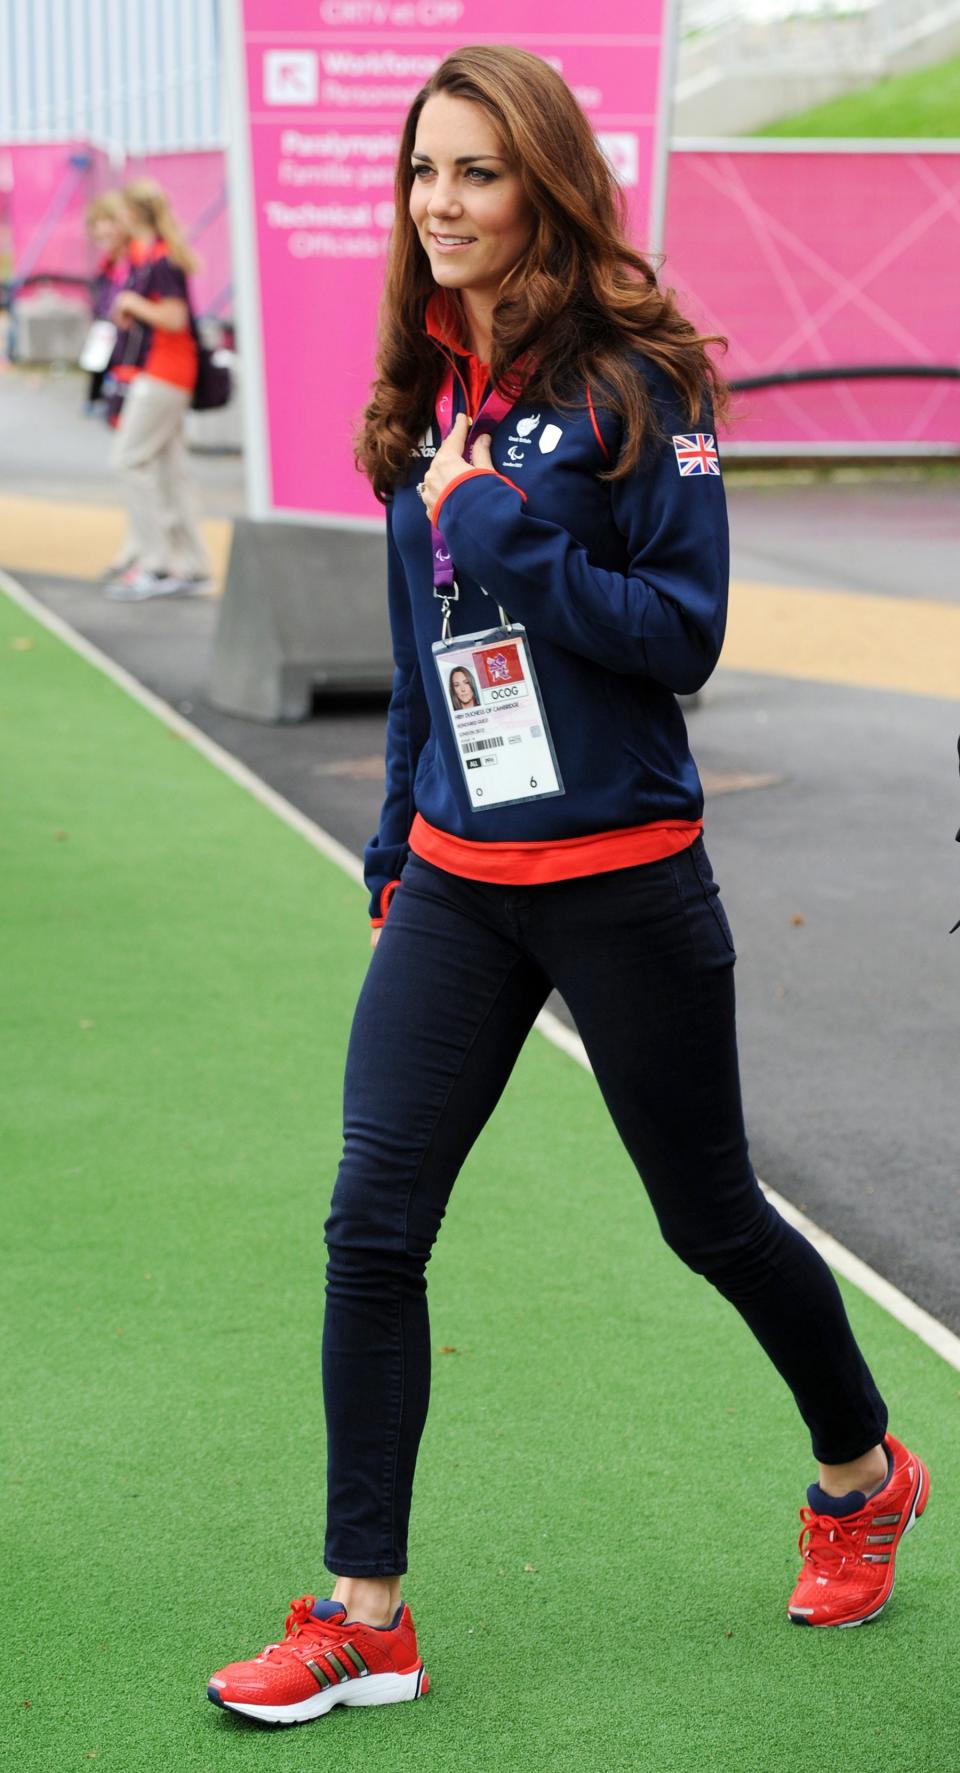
[0, 0, 223, 153]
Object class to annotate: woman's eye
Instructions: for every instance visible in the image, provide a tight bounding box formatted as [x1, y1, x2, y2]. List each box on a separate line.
[410, 165, 496, 183]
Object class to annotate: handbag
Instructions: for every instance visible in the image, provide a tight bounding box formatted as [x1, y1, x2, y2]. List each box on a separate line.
[190, 316, 232, 412]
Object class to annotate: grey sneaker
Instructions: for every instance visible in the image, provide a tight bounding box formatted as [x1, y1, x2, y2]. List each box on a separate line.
[99, 560, 138, 586]
[105, 569, 190, 601]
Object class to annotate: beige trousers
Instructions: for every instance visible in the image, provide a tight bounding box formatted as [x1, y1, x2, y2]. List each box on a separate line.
[111, 374, 210, 578]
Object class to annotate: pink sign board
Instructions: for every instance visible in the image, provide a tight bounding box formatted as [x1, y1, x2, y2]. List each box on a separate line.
[664, 146, 960, 451]
[227, 1, 673, 519]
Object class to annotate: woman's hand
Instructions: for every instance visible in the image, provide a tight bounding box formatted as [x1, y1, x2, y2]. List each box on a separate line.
[111, 290, 139, 329]
[110, 291, 188, 334]
[370, 927, 381, 951]
[420, 414, 495, 521]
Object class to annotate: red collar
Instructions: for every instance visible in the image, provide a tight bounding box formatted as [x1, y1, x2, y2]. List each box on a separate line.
[425, 290, 490, 418]
[129, 237, 169, 266]
[425, 290, 488, 366]
[424, 288, 534, 420]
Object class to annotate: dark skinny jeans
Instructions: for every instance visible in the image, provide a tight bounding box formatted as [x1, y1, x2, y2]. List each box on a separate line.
[322, 843, 887, 1575]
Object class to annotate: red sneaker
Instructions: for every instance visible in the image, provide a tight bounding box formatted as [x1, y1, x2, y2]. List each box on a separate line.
[207, 1595, 430, 1725]
[788, 1432, 930, 1627]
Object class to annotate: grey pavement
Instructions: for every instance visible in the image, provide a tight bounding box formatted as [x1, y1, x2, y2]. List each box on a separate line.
[727, 478, 960, 604]
[4, 366, 959, 1331]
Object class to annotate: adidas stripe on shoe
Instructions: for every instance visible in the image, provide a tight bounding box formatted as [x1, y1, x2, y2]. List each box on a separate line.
[788, 1432, 930, 1628]
[207, 1594, 430, 1725]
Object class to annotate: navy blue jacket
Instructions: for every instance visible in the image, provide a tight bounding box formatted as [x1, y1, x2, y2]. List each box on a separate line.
[364, 352, 729, 920]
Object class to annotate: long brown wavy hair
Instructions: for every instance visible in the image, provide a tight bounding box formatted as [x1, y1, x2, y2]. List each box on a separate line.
[357, 44, 727, 501]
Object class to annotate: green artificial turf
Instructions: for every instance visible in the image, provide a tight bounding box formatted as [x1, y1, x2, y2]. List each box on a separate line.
[3, 584, 960, 1772]
[756, 54, 960, 138]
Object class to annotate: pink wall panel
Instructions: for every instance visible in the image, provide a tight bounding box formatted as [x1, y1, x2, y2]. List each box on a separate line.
[7, 135, 958, 450]
[8, 143, 113, 286]
[663, 147, 960, 449]
[7, 144, 229, 316]
[123, 151, 231, 316]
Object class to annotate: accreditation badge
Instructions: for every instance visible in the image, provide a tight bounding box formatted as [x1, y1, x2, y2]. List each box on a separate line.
[79, 319, 118, 372]
[433, 625, 564, 811]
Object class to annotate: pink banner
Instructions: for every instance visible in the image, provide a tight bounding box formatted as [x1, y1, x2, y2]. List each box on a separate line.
[124, 151, 231, 317]
[12, 130, 956, 454]
[7, 143, 111, 287]
[664, 147, 960, 450]
[235, 1, 671, 517]
[6, 144, 229, 318]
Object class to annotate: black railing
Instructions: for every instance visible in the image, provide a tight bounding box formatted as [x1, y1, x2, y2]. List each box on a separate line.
[730, 364, 960, 392]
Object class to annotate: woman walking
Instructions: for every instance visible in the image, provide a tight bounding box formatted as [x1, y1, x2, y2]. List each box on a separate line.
[105, 179, 211, 599]
[207, 45, 928, 1726]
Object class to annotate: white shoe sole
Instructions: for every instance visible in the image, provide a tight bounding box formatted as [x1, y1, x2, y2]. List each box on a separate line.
[105, 583, 185, 601]
[208, 1663, 428, 1725]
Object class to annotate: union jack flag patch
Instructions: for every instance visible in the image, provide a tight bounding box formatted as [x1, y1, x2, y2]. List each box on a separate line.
[672, 433, 721, 477]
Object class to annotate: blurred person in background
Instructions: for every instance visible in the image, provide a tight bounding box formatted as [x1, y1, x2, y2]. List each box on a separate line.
[83, 193, 129, 413]
[103, 179, 212, 600]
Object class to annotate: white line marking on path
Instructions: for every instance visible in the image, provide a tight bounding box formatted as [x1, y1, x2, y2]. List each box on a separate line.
[0, 569, 364, 888]
[5, 565, 960, 1376]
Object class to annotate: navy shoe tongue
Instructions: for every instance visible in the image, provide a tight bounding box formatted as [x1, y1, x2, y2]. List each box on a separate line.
[310, 1598, 347, 1621]
[807, 1482, 867, 1518]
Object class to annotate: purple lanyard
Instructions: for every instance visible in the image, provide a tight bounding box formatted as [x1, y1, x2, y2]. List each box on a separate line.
[431, 363, 520, 634]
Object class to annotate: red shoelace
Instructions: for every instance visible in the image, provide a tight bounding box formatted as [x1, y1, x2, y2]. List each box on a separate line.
[797, 1507, 864, 1574]
[257, 1595, 340, 1661]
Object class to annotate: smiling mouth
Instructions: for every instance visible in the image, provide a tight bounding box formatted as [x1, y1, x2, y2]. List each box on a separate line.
[430, 233, 476, 247]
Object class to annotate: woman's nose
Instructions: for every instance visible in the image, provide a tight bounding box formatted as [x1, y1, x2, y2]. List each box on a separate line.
[427, 180, 462, 217]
